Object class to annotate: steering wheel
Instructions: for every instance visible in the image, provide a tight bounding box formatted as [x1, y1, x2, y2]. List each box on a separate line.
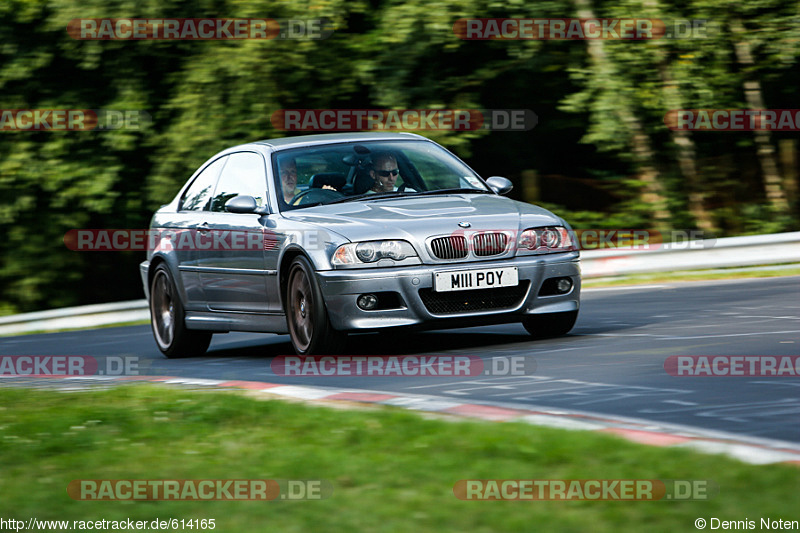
[290, 188, 345, 206]
[397, 183, 417, 193]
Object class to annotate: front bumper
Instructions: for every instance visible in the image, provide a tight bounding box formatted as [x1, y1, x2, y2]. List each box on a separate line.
[318, 252, 580, 331]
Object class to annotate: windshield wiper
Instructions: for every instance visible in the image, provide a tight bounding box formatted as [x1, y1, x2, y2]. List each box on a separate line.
[324, 192, 412, 204]
[322, 188, 491, 205]
[414, 188, 493, 196]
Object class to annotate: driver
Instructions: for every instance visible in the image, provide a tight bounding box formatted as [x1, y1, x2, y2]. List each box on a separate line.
[280, 157, 337, 205]
[279, 157, 298, 204]
[369, 153, 400, 193]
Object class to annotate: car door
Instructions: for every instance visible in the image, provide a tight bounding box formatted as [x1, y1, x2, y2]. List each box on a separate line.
[196, 151, 272, 313]
[172, 155, 228, 310]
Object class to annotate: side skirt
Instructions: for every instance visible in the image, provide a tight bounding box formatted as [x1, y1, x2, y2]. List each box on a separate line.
[185, 310, 289, 334]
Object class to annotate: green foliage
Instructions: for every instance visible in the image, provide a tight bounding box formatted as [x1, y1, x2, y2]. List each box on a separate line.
[0, 0, 798, 312]
[1, 386, 798, 531]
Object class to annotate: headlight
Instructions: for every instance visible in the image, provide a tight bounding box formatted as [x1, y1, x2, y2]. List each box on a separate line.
[332, 240, 418, 265]
[517, 226, 576, 253]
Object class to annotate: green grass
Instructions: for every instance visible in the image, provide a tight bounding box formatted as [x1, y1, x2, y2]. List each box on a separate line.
[583, 266, 800, 287]
[0, 386, 797, 532]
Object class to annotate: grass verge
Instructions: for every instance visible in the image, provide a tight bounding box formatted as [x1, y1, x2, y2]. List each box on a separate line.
[583, 266, 800, 287]
[0, 320, 150, 337]
[0, 385, 797, 532]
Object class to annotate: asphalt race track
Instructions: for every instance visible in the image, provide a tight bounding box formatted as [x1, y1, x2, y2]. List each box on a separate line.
[2, 276, 799, 442]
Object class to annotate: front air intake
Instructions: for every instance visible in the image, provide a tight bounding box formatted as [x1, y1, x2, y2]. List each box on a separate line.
[430, 236, 468, 259]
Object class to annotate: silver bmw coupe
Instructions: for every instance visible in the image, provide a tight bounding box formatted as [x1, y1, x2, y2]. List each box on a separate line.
[140, 132, 580, 356]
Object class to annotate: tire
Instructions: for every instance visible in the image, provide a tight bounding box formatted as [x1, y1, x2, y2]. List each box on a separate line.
[149, 264, 212, 358]
[285, 256, 347, 355]
[522, 310, 578, 339]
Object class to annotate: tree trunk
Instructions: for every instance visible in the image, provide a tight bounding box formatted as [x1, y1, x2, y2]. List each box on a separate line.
[658, 61, 715, 232]
[572, 0, 671, 230]
[730, 18, 789, 216]
[778, 139, 797, 210]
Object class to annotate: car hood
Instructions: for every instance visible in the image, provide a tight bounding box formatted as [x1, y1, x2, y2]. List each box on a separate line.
[281, 194, 563, 243]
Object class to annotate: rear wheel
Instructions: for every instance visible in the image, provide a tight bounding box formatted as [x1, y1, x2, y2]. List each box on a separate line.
[285, 256, 346, 355]
[150, 264, 212, 358]
[522, 310, 578, 339]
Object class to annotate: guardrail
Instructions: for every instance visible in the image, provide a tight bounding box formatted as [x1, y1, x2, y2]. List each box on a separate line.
[0, 300, 149, 336]
[1, 232, 798, 335]
[580, 231, 800, 278]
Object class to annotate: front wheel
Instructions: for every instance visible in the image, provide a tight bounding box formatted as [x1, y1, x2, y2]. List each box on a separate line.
[522, 310, 578, 339]
[150, 264, 212, 358]
[285, 256, 346, 355]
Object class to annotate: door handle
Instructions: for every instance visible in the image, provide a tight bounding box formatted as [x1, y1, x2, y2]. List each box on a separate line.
[197, 222, 211, 233]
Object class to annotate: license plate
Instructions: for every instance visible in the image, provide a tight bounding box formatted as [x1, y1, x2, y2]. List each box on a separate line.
[434, 267, 518, 292]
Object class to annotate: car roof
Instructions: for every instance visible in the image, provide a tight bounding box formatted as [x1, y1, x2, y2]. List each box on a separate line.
[253, 132, 427, 150]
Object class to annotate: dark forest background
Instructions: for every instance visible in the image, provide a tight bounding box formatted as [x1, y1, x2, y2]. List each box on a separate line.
[1, 0, 798, 313]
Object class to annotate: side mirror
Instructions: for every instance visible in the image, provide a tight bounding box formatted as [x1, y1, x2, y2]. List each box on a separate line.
[486, 176, 513, 195]
[225, 195, 268, 215]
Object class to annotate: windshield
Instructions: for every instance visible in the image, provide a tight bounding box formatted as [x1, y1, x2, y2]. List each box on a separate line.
[272, 140, 490, 210]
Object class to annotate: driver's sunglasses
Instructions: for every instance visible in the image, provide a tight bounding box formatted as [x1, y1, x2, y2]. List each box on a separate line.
[376, 168, 400, 178]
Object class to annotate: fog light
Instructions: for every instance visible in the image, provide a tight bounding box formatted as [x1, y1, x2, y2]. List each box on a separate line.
[357, 294, 378, 310]
[556, 278, 573, 293]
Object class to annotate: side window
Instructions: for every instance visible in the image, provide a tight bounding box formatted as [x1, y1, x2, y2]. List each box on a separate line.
[210, 152, 267, 212]
[180, 156, 227, 211]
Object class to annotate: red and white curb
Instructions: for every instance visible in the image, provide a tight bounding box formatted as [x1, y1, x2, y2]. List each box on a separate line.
[5, 374, 800, 466]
